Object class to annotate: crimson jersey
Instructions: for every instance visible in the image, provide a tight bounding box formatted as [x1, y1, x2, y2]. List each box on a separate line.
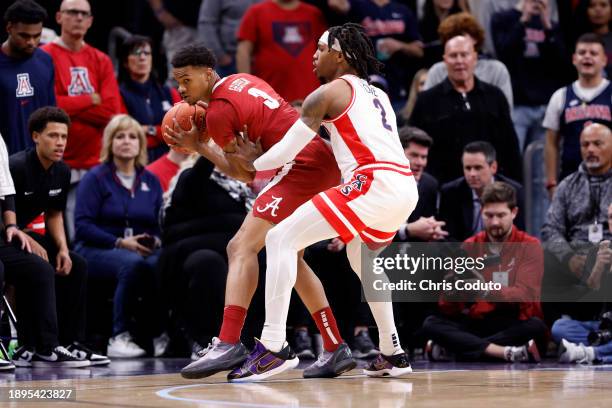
[207, 74, 299, 152]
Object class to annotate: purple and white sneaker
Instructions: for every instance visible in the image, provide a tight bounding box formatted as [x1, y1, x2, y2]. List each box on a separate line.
[364, 352, 412, 377]
[227, 338, 299, 382]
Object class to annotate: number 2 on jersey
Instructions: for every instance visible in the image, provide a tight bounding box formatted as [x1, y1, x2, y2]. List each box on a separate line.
[373, 98, 392, 131]
[248, 88, 280, 109]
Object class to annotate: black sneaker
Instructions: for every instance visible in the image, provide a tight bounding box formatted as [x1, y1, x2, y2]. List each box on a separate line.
[352, 330, 380, 359]
[12, 346, 34, 368]
[364, 352, 412, 377]
[31, 346, 91, 368]
[303, 343, 356, 378]
[67, 342, 111, 366]
[294, 330, 315, 360]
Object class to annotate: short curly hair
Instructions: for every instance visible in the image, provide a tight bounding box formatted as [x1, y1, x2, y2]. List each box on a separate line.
[438, 12, 485, 52]
[171, 44, 216, 69]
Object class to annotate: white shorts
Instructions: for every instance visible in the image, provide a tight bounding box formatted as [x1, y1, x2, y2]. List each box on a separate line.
[311, 161, 419, 249]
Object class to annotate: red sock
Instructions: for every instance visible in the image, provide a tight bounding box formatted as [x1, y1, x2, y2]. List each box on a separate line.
[312, 307, 342, 352]
[219, 305, 247, 344]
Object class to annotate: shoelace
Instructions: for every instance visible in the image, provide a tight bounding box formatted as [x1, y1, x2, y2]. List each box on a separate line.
[54, 346, 74, 358]
[72, 342, 94, 355]
[314, 351, 332, 367]
[196, 339, 219, 358]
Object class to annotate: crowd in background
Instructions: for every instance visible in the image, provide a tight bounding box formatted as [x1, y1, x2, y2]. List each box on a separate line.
[0, 0, 609, 368]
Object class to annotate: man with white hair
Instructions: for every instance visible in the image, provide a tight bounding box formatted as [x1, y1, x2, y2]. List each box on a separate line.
[41, 0, 122, 240]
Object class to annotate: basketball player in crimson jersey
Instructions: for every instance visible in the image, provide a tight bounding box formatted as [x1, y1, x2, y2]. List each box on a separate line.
[226, 23, 418, 382]
[164, 45, 356, 380]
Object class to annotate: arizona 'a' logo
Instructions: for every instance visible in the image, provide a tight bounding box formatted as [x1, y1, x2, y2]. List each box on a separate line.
[256, 196, 283, 217]
[68, 67, 94, 95]
[16, 73, 34, 97]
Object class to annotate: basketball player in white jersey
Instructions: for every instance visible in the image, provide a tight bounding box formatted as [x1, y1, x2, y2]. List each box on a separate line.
[227, 23, 419, 382]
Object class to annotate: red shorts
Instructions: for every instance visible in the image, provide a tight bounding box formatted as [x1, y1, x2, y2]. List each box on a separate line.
[253, 137, 341, 223]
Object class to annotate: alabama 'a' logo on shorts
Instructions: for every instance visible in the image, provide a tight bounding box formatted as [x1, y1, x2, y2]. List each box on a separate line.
[256, 196, 283, 217]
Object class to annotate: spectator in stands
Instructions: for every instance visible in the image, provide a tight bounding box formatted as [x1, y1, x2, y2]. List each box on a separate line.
[118, 35, 181, 163]
[0, 0, 56, 154]
[0, 135, 88, 369]
[423, 12, 514, 107]
[328, 0, 423, 107]
[552, 203, 612, 364]
[492, 0, 566, 152]
[541, 123, 612, 298]
[399, 68, 428, 124]
[42, 0, 123, 241]
[146, 149, 191, 193]
[236, 0, 327, 103]
[147, 0, 202, 83]
[492, 0, 567, 238]
[410, 35, 521, 184]
[422, 182, 547, 362]
[396, 126, 446, 242]
[573, 0, 612, 77]
[419, 0, 465, 67]
[197, 0, 258, 78]
[159, 156, 254, 358]
[477, 0, 559, 57]
[439, 142, 525, 242]
[543, 34, 612, 196]
[74, 114, 164, 358]
[8, 106, 109, 366]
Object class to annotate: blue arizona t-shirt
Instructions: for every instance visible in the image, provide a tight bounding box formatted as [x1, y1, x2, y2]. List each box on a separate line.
[0, 48, 56, 154]
[348, 0, 420, 102]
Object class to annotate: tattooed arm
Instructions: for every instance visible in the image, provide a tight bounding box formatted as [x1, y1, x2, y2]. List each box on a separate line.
[252, 79, 350, 171]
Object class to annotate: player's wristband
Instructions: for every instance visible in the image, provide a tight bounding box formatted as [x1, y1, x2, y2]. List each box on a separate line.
[253, 119, 316, 171]
[4, 223, 18, 230]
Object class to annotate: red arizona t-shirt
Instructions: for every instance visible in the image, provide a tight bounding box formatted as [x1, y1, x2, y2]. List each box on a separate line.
[238, 0, 326, 103]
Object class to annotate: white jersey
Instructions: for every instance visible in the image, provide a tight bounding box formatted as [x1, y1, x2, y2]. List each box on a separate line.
[322, 74, 410, 178]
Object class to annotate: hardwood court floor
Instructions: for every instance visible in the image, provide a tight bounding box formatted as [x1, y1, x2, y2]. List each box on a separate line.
[1, 360, 612, 407]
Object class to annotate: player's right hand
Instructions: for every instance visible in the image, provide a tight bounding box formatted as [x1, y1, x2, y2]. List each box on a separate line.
[227, 125, 262, 171]
[164, 116, 201, 152]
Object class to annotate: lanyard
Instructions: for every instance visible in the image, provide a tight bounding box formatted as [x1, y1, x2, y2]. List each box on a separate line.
[589, 179, 601, 223]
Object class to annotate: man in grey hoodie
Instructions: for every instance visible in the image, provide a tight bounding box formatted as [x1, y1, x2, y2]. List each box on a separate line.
[542, 123, 612, 308]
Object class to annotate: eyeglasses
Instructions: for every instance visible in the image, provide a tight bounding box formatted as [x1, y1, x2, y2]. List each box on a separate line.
[61, 9, 92, 18]
[130, 49, 152, 57]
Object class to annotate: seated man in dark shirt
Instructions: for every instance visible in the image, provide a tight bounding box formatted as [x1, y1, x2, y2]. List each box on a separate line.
[395, 126, 446, 242]
[8, 106, 109, 365]
[439, 141, 525, 242]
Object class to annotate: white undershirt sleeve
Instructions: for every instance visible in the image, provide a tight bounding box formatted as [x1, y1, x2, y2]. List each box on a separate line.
[253, 119, 317, 171]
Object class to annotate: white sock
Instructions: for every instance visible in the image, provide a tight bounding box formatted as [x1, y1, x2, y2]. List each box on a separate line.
[260, 201, 338, 353]
[346, 240, 403, 356]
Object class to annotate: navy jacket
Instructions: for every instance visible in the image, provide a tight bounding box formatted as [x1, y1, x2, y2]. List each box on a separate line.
[75, 161, 163, 248]
[0, 48, 56, 154]
[438, 174, 525, 242]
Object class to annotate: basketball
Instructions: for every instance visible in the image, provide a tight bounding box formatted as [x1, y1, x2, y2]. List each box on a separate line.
[161, 102, 207, 153]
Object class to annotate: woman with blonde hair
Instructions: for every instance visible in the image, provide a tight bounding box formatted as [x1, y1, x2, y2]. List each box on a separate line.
[74, 114, 165, 359]
[400, 68, 428, 123]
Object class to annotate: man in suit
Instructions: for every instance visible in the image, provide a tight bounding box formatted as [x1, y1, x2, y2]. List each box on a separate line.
[396, 126, 446, 242]
[439, 141, 525, 242]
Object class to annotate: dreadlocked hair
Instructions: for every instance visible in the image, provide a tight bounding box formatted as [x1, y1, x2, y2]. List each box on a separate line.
[327, 23, 383, 79]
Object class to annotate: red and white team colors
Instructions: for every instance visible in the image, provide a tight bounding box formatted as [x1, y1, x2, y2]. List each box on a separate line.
[206, 73, 340, 223]
[312, 74, 419, 249]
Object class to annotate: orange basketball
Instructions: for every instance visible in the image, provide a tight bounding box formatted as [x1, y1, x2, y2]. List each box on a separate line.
[161, 102, 207, 153]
